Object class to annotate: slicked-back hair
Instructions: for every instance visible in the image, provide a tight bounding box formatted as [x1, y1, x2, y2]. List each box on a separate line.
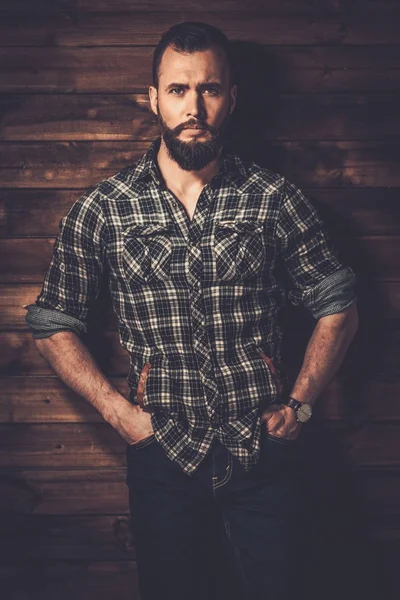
[152, 21, 235, 89]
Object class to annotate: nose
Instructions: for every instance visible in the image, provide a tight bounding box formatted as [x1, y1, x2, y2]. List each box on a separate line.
[186, 91, 206, 120]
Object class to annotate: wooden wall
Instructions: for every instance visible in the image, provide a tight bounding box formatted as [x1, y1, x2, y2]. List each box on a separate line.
[1, 1, 399, 598]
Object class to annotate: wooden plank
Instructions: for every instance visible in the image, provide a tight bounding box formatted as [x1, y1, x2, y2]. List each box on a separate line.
[342, 423, 400, 468]
[1, 374, 400, 423]
[3, 323, 399, 384]
[3, 0, 397, 13]
[1, 421, 400, 469]
[0, 141, 149, 188]
[0, 239, 56, 283]
[0, 469, 129, 514]
[0, 376, 128, 423]
[0, 423, 127, 468]
[0, 284, 116, 328]
[0, 467, 399, 515]
[2, 279, 400, 331]
[0, 560, 140, 600]
[1, 235, 399, 283]
[1, 187, 399, 237]
[1, 141, 400, 189]
[0, 46, 398, 93]
[0, 190, 76, 236]
[0, 515, 135, 560]
[0, 548, 397, 600]
[306, 188, 400, 237]
[0, 94, 153, 142]
[0, 9, 399, 46]
[2, 93, 400, 142]
[1, 309, 400, 374]
[1, 512, 399, 563]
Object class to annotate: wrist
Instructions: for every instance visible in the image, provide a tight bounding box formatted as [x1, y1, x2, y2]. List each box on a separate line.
[279, 395, 313, 423]
[102, 391, 134, 427]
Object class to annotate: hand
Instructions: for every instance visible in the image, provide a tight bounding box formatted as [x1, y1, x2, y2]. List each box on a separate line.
[109, 400, 155, 445]
[260, 402, 302, 441]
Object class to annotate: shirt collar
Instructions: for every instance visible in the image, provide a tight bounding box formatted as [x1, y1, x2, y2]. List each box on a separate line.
[131, 136, 248, 188]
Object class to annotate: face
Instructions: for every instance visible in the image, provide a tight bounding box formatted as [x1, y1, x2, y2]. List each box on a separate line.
[149, 45, 237, 171]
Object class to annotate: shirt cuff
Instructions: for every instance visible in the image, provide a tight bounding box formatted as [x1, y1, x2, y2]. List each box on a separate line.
[25, 305, 88, 339]
[304, 265, 357, 320]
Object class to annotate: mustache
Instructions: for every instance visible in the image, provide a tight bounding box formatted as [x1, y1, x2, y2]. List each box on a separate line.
[173, 120, 217, 135]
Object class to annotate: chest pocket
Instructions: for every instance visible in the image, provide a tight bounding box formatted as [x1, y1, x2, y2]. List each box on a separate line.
[214, 219, 265, 281]
[122, 223, 173, 285]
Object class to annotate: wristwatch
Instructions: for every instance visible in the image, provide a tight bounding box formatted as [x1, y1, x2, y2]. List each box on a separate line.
[279, 396, 313, 423]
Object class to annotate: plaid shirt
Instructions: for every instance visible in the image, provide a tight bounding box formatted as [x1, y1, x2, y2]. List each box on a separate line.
[27, 137, 357, 476]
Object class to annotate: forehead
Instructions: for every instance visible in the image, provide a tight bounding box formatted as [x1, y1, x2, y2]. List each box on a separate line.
[158, 46, 229, 84]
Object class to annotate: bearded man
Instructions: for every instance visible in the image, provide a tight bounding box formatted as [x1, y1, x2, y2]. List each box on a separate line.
[27, 21, 359, 600]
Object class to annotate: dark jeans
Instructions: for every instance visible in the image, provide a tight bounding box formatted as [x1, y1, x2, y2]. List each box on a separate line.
[126, 427, 306, 600]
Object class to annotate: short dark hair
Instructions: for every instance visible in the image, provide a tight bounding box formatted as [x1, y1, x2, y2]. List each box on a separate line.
[152, 21, 235, 88]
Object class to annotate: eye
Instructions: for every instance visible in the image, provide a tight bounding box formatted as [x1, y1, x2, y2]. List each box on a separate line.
[203, 87, 219, 96]
[170, 87, 184, 95]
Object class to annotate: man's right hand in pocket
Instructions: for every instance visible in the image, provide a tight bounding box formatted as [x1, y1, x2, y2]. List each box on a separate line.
[109, 401, 155, 446]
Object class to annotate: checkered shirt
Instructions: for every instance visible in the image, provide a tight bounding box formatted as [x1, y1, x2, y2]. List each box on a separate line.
[29, 137, 357, 475]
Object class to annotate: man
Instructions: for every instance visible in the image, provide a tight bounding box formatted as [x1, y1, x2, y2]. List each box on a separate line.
[26, 21, 359, 600]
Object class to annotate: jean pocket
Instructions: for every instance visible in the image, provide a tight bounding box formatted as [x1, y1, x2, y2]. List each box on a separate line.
[260, 428, 298, 476]
[266, 432, 296, 445]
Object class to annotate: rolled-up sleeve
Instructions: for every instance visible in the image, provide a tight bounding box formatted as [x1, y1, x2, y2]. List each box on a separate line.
[25, 186, 106, 338]
[276, 177, 357, 319]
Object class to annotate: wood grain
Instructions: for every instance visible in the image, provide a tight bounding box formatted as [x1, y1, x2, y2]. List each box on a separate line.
[0, 514, 135, 560]
[1, 141, 399, 188]
[0, 0, 399, 591]
[0, 376, 127, 423]
[0, 8, 399, 46]
[0, 421, 399, 468]
[2, 280, 399, 330]
[0, 320, 400, 377]
[1, 235, 399, 283]
[0, 560, 140, 600]
[0, 549, 397, 600]
[0, 467, 399, 515]
[0, 423, 128, 468]
[0, 513, 399, 561]
[0, 374, 399, 423]
[0, 46, 398, 93]
[1, 93, 399, 142]
[3, 0, 396, 14]
[1, 188, 399, 237]
[0, 469, 129, 515]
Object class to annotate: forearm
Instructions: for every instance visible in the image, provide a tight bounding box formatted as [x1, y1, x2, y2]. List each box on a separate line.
[288, 302, 359, 406]
[34, 331, 130, 427]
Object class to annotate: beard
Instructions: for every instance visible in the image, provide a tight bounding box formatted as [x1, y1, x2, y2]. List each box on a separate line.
[156, 103, 231, 171]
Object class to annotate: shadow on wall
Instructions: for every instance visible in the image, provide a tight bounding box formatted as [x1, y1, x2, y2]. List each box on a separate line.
[226, 41, 396, 600]
[228, 39, 395, 420]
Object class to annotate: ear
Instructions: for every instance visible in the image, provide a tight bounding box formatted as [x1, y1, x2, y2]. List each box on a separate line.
[148, 85, 158, 116]
[229, 84, 237, 116]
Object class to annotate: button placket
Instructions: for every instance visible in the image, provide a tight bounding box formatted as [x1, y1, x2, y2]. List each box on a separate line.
[167, 182, 219, 415]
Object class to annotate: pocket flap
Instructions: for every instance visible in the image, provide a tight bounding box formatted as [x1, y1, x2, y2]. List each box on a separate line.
[123, 223, 173, 237]
[216, 219, 264, 234]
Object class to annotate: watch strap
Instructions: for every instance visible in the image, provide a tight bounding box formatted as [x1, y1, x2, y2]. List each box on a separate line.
[285, 396, 303, 411]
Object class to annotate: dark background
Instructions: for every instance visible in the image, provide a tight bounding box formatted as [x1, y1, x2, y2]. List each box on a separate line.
[0, 1, 399, 598]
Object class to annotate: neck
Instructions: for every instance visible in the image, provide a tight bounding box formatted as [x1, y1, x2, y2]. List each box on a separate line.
[156, 137, 222, 195]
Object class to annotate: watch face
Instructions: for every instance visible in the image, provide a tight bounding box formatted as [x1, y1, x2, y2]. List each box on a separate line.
[297, 403, 312, 422]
